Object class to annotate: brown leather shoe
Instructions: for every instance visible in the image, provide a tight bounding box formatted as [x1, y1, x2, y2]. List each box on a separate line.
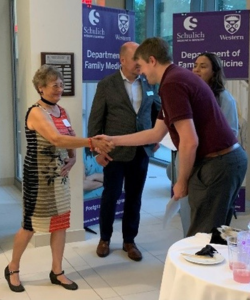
[123, 242, 142, 261]
[96, 240, 110, 257]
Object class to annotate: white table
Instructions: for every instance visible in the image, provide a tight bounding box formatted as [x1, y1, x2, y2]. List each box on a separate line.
[159, 234, 250, 300]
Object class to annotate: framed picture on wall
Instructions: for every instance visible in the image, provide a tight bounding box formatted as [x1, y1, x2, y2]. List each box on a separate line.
[41, 52, 75, 96]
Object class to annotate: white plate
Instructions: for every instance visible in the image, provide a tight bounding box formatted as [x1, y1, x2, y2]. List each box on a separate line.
[181, 249, 224, 265]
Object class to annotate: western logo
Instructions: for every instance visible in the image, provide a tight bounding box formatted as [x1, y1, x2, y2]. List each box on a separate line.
[224, 14, 241, 34]
[118, 14, 129, 34]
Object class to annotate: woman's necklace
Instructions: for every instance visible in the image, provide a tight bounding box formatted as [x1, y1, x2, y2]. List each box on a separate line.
[38, 98, 60, 117]
[40, 96, 56, 106]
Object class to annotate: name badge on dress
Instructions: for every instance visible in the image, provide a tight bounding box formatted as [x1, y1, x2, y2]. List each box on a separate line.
[146, 91, 154, 96]
[62, 119, 71, 127]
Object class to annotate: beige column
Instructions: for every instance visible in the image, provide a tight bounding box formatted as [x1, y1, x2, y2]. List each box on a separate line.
[16, 0, 84, 246]
[0, 0, 14, 185]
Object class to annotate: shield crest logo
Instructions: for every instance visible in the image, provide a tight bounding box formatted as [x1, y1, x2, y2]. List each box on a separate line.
[224, 14, 241, 34]
[118, 14, 129, 35]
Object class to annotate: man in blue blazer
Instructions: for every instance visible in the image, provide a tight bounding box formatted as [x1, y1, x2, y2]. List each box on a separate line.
[88, 42, 161, 261]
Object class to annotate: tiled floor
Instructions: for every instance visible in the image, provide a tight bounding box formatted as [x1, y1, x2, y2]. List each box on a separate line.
[0, 163, 249, 300]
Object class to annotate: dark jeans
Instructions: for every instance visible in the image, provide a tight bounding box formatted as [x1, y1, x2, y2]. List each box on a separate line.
[99, 147, 149, 243]
[187, 146, 248, 237]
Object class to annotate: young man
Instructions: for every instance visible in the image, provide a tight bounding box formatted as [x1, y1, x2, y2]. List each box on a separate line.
[107, 37, 247, 237]
[88, 41, 161, 261]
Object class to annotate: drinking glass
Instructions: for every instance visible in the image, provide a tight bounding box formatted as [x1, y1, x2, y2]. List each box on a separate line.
[230, 231, 250, 283]
[232, 255, 250, 283]
[227, 236, 243, 270]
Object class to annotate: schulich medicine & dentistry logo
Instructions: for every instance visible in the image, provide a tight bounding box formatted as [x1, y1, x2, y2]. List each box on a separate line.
[83, 9, 105, 38]
[183, 16, 198, 30]
[84, 9, 131, 41]
[89, 9, 100, 26]
[176, 16, 205, 42]
[176, 14, 245, 43]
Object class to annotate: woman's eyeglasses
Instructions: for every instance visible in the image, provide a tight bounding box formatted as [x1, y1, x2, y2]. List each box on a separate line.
[47, 83, 64, 90]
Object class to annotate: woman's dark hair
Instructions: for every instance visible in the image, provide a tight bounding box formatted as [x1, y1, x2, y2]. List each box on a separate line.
[197, 52, 225, 98]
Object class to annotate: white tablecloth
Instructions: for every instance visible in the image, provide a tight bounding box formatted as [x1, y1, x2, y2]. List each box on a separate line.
[159, 234, 250, 300]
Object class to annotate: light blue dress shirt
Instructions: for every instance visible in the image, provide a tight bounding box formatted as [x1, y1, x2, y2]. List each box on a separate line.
[120, 69, 142, 114]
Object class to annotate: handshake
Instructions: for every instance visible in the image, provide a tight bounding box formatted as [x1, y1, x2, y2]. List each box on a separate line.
[89, 135, 114, 154]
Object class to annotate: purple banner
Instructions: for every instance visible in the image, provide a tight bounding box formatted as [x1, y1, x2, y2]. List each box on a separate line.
[82, 4, 135, 81]
[235, 187, 245, 213]
[84, 194, 125, 227]
[173, 10, 250, 79]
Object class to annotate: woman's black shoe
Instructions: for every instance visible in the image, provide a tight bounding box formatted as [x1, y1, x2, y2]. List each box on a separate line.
[4, 265, 25, 293]
[49, 270, 78, 290]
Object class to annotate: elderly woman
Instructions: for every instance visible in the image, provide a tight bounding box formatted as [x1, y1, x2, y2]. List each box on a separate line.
[4, 65, 113, 292]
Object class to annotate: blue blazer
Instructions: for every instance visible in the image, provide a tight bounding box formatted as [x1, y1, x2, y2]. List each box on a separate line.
[88, 71, 161, 161]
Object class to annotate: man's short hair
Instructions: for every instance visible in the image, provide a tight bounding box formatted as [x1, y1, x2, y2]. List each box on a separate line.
[134, 37, 172, 64]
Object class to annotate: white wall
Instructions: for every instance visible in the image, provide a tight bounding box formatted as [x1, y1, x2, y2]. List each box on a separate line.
[16, 0, 84, 245]
[0, 0, 14, 185]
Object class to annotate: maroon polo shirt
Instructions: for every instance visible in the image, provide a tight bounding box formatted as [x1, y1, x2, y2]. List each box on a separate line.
[158, 64, 237, 159]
